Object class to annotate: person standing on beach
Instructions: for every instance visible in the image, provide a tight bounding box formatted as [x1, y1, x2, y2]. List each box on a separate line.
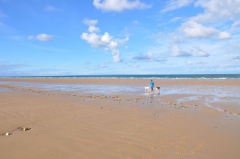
[149, 79, 154, 92]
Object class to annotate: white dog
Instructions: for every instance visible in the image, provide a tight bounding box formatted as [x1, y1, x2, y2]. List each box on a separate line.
[145, 86, 150, 92]
[145, 86, 160, 93]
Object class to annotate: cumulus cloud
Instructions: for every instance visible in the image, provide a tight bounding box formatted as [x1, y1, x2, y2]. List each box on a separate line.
[161, 0, 194, 13]
[169, 33, 184, 44]
[160, 0, 240, 25]
[192, 51, 209, 57]
[171, 45, 210, 57]
[81, 32, 106, 47]
[180, 21, 218, 38]
[132, 52, 166, 62]
[81, 19, 128, 62]
[88, 26, 100, 32]
[218, 31, 231, 40]
[93, 0, 151, 12]
[192, 0, 240, 23]
[36, 34, 53, 41]
[190, 47, 209, 57]
[101, 32, 112, 43]
[132, 52, 154, 60]
[27, 34, 53, 41]
[171, 46, 191, 57]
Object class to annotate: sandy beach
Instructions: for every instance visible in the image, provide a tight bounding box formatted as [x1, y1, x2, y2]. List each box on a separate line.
[0, 78, 240, 159]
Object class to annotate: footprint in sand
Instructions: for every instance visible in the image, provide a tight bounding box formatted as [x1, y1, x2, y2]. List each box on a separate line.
[159, 149, 164, 153]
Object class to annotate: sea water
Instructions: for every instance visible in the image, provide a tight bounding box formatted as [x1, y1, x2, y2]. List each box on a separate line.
[1, 74, 240, 79]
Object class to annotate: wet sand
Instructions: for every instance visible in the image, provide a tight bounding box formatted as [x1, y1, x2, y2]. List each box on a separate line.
[0, 78, 240, 159]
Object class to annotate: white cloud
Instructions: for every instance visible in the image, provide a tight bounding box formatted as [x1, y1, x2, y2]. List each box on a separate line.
[191, 48, 209, 57]
[232, 21, 240, 28]
[115, 37, 129, 45]
[218, 31, 231, 40]
[112, 50, 122, 62]
[83, 19, 98, 26]
[180, 21, 218, 38]
[81, 32, 106, 47]
[109, 41, 118, 49]
[35, 34, 53, 41]
[132, 52, 166, 62]
[101, 32, 112, 43]
[161, 0, 194, 13]
[81, 19, 128, 62]
[132, 52, 153, 61]
[171, 46, 191, 57]
[169, 33, 183, 43]
[27, 35, 34, 40]
[88, 26, 100, 32]
[93, 0, 151, 12]
[192, 51, 209, 57]
[27, 34, 53, 41]
[44, 5, 62, 12]
[192, 0, 240, 23]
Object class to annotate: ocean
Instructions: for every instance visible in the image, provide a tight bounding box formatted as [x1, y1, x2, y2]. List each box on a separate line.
[2, 74, 240, 79]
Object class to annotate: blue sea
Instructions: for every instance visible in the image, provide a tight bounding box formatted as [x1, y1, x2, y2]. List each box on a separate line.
[2, 74, 240, 79]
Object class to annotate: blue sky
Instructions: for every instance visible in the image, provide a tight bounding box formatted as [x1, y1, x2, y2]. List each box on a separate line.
[0, 0, 240, 76]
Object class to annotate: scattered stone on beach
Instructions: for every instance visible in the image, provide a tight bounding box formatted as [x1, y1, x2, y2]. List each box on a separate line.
[221, 96, 226, 98]
[18, 127, 31, 131]
[3, 132, 11, 136]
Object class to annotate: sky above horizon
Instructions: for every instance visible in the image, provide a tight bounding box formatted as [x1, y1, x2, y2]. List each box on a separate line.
[0, 0, 240, 76]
